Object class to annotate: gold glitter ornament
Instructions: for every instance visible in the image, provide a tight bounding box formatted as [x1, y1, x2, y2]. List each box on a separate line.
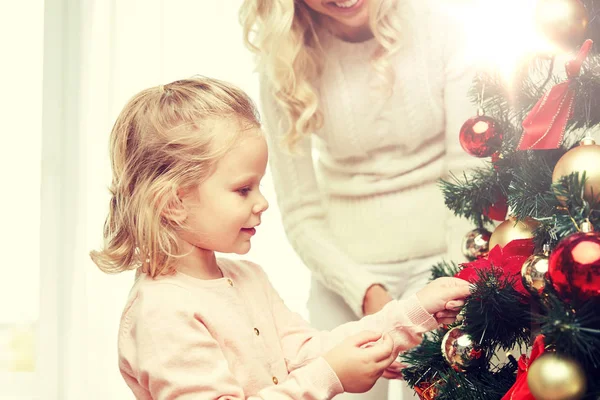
[489, 217, 539, 249]
[552, 138, 600, 205]
[461, 228, 492, 261]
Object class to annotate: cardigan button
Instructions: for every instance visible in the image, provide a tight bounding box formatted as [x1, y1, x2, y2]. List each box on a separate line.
[272, 376, 278, 385]
[254, 328, 260, 336]
[227, 278, 234, 287]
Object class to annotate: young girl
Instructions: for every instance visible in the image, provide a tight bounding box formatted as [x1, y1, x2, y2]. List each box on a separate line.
[90, 77, 471, 399]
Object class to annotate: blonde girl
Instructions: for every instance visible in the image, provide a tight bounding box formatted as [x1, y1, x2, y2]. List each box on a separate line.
[91, 76, 471, 399]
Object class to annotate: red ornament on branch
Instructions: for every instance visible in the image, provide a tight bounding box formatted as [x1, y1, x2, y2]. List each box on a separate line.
[460, 114, 503, 157]
[483, 194, 509, 221]
[518, 39, 593, 150]
[547, 222, 600, 301]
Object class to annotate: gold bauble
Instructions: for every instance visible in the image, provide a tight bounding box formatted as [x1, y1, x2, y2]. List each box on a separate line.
[521, 247, 550, 296]
[441, 326, 485, 372]
[489, 217, 539, 249]
[461, 228, 492, 261]
[552, 138, 600, 204]
[535, 0, 589, 51]
[527, 353, 587, 400]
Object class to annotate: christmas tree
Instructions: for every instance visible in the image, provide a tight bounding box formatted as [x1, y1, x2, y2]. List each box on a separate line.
[401, 1, 600, 399]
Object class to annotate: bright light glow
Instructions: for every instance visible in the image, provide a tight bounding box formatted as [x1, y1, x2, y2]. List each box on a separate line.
[472, 121, 490, 134]
[441, 0, 568, 83]
[572, 241, 600, 264]
[537, 1, 573, 25]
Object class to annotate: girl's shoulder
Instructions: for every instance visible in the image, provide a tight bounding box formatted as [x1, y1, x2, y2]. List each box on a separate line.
[218, 257, 267, 283]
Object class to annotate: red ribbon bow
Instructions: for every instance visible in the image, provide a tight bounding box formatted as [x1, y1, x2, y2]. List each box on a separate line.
[455, 239, 535, 296]
[517, 40, 593, 150]
[501, 335, 546, 400]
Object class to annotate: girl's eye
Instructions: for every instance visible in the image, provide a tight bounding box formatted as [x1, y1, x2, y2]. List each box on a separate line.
[237, 187, 251, 196]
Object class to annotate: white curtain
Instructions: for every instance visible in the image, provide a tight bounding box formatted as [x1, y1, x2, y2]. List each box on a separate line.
[39, 1, 309, 399]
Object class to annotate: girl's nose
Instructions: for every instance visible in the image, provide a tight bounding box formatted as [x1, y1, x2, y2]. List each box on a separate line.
[253, 193, 269, 214]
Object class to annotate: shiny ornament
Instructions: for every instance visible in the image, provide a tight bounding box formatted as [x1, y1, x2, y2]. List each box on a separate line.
[441, 327, 485, 372]
[547, 223, 600, 301]
[535, 0, 589, 51]
[552, 138, 600, 205]
[521, 245, 550, 296]
[461, 228, 492, 261]
[459, 115, 503, 157]
[483, 194, 508, 221]
[527, 353, 587, 400]
[489, 217, 539, 249]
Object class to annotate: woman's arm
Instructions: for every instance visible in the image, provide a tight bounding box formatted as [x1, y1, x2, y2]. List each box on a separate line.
[258, 77, 387, 317]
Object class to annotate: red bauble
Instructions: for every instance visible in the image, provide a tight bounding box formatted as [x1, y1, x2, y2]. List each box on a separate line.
[483, 194, 508, 221]
[459, 115, 503, 157]
[548, 231, 600, 301]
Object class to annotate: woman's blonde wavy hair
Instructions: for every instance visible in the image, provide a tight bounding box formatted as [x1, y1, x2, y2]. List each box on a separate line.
[240, 0, 402, 148]
[90, 77, 260, 278]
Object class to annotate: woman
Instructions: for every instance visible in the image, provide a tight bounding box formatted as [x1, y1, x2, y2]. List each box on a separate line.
[240, 1, 478, 398]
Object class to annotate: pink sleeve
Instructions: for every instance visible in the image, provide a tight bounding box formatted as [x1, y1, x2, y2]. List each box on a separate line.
[120, 284, 344, 400]
[253, 263, 439, 368]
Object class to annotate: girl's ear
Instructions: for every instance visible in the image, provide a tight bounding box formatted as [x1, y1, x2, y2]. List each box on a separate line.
[161, 190, 187, 224]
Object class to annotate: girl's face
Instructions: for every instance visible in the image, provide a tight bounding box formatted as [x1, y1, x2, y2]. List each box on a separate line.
[302, 0, 372, 40]
[178, 121, 269, 255]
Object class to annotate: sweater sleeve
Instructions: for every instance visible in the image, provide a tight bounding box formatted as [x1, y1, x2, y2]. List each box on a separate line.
[119, 284, 344, 400]
[438, 4, 486, 263]
[251, 262, 438, 369]
[258, 77, 385, 317]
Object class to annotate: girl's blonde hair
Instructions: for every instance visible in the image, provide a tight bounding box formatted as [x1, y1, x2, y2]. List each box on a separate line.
[90, 77, 260, 277]
[240, 0, 402, 148]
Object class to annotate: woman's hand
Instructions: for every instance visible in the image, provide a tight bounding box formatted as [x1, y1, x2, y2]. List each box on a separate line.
[362, 284, 393, 316]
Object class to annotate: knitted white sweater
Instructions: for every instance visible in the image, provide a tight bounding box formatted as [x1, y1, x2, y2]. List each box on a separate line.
[259, 0, 482, 317]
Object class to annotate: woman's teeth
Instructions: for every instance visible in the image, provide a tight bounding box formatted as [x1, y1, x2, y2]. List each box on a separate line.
[333, 0, 358, 8]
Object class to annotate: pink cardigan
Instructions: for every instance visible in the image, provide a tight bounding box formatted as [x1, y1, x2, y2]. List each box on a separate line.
[118, 259, 438, 399]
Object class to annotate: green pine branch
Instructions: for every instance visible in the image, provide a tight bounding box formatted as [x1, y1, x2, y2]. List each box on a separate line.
[429, 261, 461, 280]
[439, 167, 502, 227]
[462, 269, 532, 351]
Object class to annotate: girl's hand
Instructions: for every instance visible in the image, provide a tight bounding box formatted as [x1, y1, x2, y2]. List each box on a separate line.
[415, 277, 471, 324]
[381, 360, 406, 380]
[324, 331, 396, 393]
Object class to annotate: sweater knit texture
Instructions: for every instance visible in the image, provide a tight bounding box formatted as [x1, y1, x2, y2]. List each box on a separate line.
[118, 258, 438, 399]
[258, 0, 482, 316]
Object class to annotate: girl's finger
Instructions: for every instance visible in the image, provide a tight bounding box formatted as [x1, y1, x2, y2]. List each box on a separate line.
[382, 370, 404, 380]
[445, 300, 465, 310]
[386, 361, 405, 372]
[367, 333, 395, 362]
[435, 310, 459, 319]
[437, 317, 459, 325]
